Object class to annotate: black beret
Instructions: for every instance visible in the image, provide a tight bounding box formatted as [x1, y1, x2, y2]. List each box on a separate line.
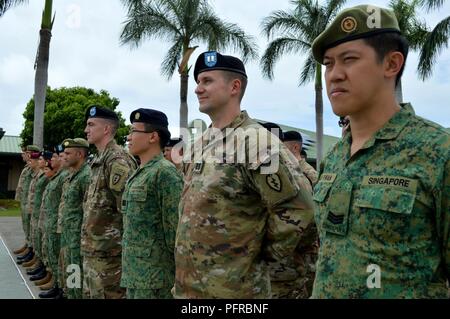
[40, 151, 53, 160]
[259, 122, 284, 140]
[166, 138, 183, 147]
[194, 51, 247, 82]
[283, 131, 303, 143]
[54, 144, 65, 154]
[130, 108, 169, 128]
[85, 105, 119, 121]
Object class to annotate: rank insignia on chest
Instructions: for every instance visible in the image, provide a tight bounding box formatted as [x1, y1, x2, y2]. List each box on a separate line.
[193, 161, 204, 174]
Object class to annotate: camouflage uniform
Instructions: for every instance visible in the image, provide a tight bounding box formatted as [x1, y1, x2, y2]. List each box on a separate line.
[30, 172, 48, 258]
[312, 104, 450, 298]
[121, 154, 183, 299]
[174, 111, 315, 299]
[81, 140, 137, 299]
[40, 169, 69, 278]
[59, 163, 90, 299]
[299, 158, 318, 187]
[270, 150, 318, 299]
[17, 165, 33, 245]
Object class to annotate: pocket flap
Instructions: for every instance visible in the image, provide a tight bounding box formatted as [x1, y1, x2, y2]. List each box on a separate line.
[313, 180, 334, 203]
[355, 186, 416, 215]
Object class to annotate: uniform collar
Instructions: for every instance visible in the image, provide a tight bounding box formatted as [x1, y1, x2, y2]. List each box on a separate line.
[141, 153, 164, 169]
[372, 103, 413, 141]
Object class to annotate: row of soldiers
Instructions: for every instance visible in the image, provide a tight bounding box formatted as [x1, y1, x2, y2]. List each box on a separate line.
[13, 3, 450, 299]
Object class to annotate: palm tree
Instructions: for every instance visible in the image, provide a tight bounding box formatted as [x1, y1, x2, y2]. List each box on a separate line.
[418, 0, 449, 79]
[0, 0, 27, 17]
[260, 0, 346, 167]
[389, 0, 429, 102]
[120, 0, 258, 129]
[33, 0, 54, 148]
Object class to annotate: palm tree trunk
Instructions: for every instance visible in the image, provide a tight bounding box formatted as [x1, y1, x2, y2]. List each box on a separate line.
[179, 73, 189, 129]
[395, 79, 403, 103]
[33, 28, 52, 149]
[314, 63, 324, 169]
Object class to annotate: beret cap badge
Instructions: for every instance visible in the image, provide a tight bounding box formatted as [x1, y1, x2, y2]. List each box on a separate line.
[64, 141, 70, 147]
[204, 51, 218, 67]
[341, 17, 357, 33]
[135, 112, 141, 120]
[90, 107, 97, 116]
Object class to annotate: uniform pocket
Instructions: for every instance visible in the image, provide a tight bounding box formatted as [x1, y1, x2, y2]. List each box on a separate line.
[321, 180, 353, 236]
[354, 186, 415, 215]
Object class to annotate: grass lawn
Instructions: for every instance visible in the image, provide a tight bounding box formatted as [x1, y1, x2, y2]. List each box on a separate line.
[0, 199, 21, 217]
[0, 208, 21, 217]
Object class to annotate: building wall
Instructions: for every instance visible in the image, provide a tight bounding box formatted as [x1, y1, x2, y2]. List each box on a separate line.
[0, 155, 24, 198]
[8, 158, 24, 191]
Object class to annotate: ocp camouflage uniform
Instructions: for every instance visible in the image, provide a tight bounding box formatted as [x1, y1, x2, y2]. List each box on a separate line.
[121, 154, 183, 299]
[29, 172, 48, 258]
[81, 140, 137, 299]
[174, 111, 315, 299]
[312, 104, 450, 298]
[25, 170, 39, 248]
[17, 165, 33, 245]
[270, 149, 318, 299]
[40, 169, 69, 278]
[299, 158, 318, 187]
[59, 163, 90, 299]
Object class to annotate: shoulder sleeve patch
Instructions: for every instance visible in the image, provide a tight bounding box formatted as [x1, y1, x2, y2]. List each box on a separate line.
[109, 161, 131, 192]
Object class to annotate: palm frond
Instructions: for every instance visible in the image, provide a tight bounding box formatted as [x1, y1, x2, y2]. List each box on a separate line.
[418, 16, 450, 79]
[418, 0, 446, 11]
[0, 0, 28, 17]
[161, 38, 183, 80]
[299, 54, 317, 86]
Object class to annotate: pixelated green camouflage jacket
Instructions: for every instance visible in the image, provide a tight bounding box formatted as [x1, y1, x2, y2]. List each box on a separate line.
[31, 172, 49, 223]
[61, 163, 90, 250]
[121, 154, 183, 290]
[312, 104, 450, 299]
[81, 140, 137, 257]
[174, 111, 315, 299]
[40, 169, 69, 235]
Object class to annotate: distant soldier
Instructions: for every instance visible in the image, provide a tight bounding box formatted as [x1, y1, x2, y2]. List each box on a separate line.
[164, 137, 184, 172]
[82, 106, 137, 299]
[14, 145, 39, 256]
[283, 131, 318, 187]
[311, 4, 449, 298]
[121, 108, 183, 299]
[22, 151, 50, 280]
[57, 138, 91, 299]
[173, 51, 315, 298]
[38, 145, 70, 298]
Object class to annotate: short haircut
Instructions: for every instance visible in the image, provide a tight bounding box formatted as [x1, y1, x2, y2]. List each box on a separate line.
[362, 32, 409, 86]
[103, 118, 119, 136]
[222, 71, 248, 101]
[143, 123, 171, 149]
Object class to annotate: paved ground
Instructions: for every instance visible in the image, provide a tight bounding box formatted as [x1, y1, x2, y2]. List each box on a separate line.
[0, 217, 41, 299]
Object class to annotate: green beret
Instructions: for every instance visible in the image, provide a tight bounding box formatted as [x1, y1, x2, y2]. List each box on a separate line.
[63, 138, 89, 149]
[194, 51, 247, 82]
[312, 4, 400, 64]
[26, 145, 40, 152]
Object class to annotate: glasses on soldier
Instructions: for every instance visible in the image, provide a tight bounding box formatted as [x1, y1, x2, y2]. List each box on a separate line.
[128, 128, 154, 135]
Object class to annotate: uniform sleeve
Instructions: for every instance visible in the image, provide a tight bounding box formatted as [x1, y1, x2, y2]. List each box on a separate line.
[15, 168, 27, 201]
[247, 154, 315, 261]
[157, 167, 183, 255]
[107, 157, 134, 211]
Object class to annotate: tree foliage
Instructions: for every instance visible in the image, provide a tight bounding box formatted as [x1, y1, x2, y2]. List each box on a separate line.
[20, 86, 128, 149]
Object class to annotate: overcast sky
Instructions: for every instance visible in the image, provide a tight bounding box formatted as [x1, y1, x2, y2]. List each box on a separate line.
[1, 0, 449, 139]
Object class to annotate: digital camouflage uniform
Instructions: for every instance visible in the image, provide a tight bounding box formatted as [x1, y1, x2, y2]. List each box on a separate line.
[312, 104, 450, 298]
[174, 111, 315, 299]
[121, 154, 183, 299]
[269, 149, 318, 299]
[25, 170, 39, 248]
[299, 158, 318, 187]
[81, 140, 137, 299]
[30, 171, 48, 258]
[59, 163, 90, 299]
[40, 169, 69, 278]
[16, 165, 33, 245]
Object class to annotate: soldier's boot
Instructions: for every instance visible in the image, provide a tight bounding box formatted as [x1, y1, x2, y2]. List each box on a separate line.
[35, 272, 52, 286]
[30, 269, 47, 281]
[39, 277, 55, 291]
[27, 264, 45, 276]
[17, 247, 32, 258]
[13, 244, 28, 255]
[39, 286, 62, 299]
[22, 255, 38, 268]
